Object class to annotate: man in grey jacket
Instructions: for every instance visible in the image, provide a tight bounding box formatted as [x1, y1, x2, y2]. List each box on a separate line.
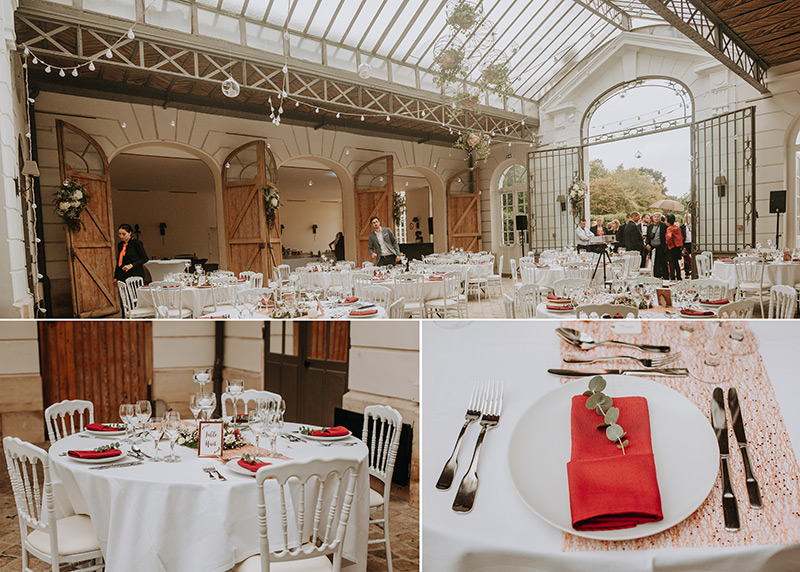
[367, 216, 401, 266]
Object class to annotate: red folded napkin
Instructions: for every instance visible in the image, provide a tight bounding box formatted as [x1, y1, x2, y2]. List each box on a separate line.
[428, 276, 443, 281]
[237, 459, 271, 472]
[701, 299, 729, 305]
[601, 313, 625, 319]
[567, 395, 663, 531]
[309, 426, 350, 437]
[344, 297, 359, 303]
[535, 264, 549, 268]
[681, 308, 714, 316]
[717, 258, 733, 262]
[68, 448, 121, 459]
[85, 423, 120, 432]
[547, 296, 571, 302]
[350, 308, 378, 316]
[546, 304, 572, 311]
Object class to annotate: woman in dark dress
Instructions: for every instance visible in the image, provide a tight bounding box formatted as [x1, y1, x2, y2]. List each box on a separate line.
[115, 223, 149, 282]
[328, 231, 345, 261]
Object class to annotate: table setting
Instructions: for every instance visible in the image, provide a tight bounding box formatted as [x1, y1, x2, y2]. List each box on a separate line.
[422, 320, 800, 572]
[46, 383, 370, 572]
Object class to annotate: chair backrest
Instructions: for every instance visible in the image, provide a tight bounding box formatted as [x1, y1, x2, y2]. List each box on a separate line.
[44, 399, 94, 444]
[3, 437, 58, 555]
[388, 297, 406, 318]
[211, 281, 238, 307]
[695, 253, 712, 278]
[497, 255, 504, 276]
[352, 272, 374, 298]
[212, 270, 235, 278]
[249, 273, 264, 288]
[518, 256, 536, 268]
[273, 264, 291, 283]
[125, 275, 145, 306]
[520, 266, 537, 285]
[117, 280, 133, 316]
[768, 285, 797, 319]
[689, 278, 729, 301]
[502, 292, 516, 319]
[240, 270, 255, 282]
[393, 274, 424, 303]
[718, 299, 754, 318]
[575, 303, 639, 319]
[221, 389, 281, 417]
[254, 458, 360, 572]
[733, 256, 765, 284]
[563, 262, 592, 280]
[517, 283, 546, 319]
[361, 285, 392, 309]
[149, 281, 184, 318]
[510, 259, 518, 284]
[637, 276, 663, 287]
[441, 271, 462, 299]
[362, 405, 403, 489]
[553, 278, 590, 297]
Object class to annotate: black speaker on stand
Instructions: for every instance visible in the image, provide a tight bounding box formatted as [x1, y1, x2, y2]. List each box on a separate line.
[515, 215, 528, 260]
[769, 190, 786, 247]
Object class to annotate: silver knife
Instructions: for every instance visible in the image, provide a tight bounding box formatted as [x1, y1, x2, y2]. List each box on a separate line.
[547, 368, 689, 377]
[727, 387, 762, 508]
[89, 460, 144, 470]
[711, 387, 740, 531]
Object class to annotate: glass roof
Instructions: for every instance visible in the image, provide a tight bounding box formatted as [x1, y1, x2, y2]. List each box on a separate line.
[80, 0, 668, 110]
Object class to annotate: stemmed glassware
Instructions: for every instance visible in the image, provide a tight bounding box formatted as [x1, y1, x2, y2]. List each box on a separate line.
[703, 321, 724, 367]
[162, 411, 182, 463]
[225, 379, 245, 419]
[193, 368, 211, 392]
[146, 420, 165, 462]
[119, 403, 135, 443]
[248, 409, 265, 454]
[189, 394, 202, 424]
[197, 392, 217, 421]
[135, 400, 152, 442]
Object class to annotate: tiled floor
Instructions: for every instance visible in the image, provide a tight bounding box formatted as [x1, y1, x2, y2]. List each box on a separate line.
[0, 443, 419, 572]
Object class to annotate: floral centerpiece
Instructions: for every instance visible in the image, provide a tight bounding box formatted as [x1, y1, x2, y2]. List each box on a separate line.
[613, 293, 652, 310]
[177, 423, 248, 450]
[261, 182, 281, 229]
[54, 179, 90, 230]
[567, 176, 587, 218]
[269, 301, 308, 319]
[393, 191, 407, 228]
[455, 131, 491, 162]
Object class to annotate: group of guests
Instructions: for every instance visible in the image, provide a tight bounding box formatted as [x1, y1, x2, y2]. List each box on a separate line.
[576, 212, 692, 280]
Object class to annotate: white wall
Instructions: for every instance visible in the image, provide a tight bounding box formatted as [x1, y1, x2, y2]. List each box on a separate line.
[404, 185, 431, 243]
[278, 165, 342, 256]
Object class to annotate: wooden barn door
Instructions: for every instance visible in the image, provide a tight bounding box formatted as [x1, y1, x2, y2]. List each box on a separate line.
[355, 156, 393, 263]
[222, 141, 281, 278]
[56, 120, 118, 317]
[447, 167, 482, 251]
[38, 321, 152, 424]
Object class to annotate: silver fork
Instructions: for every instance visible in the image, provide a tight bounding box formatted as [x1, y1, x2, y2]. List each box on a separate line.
[452, 381, 503, 513]
[562, 353, 681, 368]
[436, 382, 485, 490]
[202, 466, 217, 480]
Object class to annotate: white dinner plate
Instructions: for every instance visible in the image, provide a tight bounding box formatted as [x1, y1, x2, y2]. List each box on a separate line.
[698, 302, 728, 309]
[84, 427, 126, 437]
[349, 310, 380, 319]
[227, 456, 287, 477]
[678, 310, 717, 319]
[67, 451, 128, 464]
[294, 430, 352, 441]
[508, 376, 718, 541]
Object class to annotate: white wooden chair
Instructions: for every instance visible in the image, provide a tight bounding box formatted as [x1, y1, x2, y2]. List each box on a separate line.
[718, 299, 754, 319]
[123, 276, 154, 317]
[553, 278, 590, 297]
[221, 389, 281, 418]
[362, 405, 403, 572]
[517, 283, 546, 319]
[509, 259, 520, 291]
[768, 285, 797, 319]
[563, 262, 592, 280]
[149, 281, 192, 318]
[4, 437, 105, 572]
[118, 280, 154, 319]
[388, 297, 406, 319]
[393, 274, 426, 318]
[637, 276, 664, 287]
[426, 272, 463, 319]
[233, 458, 360, 572]
[518, 256, 536, 268]
[520, 266, 537, 285]
[689, 278, 729, 301]
[734, 257, 768, 317]
[502, 292, 516, 319]
[695, 253, 712, 278]
[466, 264, 490, 302]
[486, 255, 503, 298]
[361, 285, 392, 310]
[575, 304, 639, 319]
[206, 281, 239, 315]
[273, 264, 291, 289]
[44, 399, 94, 444]
[353, 272, 374, 298]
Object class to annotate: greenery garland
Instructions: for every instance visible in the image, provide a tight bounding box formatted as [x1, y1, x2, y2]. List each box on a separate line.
[261, 182, 282, 229]
[393, 191, 407, 227]
[177, 423, 248, 450]
[54, 179, 90, 231]
[567, 176, 587, 218]
[455, 131, 491, 162]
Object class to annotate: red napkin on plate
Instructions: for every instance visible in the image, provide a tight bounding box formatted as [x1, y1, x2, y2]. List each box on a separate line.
[701, 299, 729, 305]
[428, 276, 444, 281]
[350, 308, 378, 316]
[547, 296, 571, 302]
[535, 264, 549, 268]
[309, 426, 349, 437]
[717, 258, 733, 262]
[85, 423, 120, 432]
[681, 308, 714, 316]
[237, 459, 271, 472]
[68, 449, 121, 459]
[567, 395, 663, 531]
[546, 304, 572, 311]
[344, 297, 359, 303]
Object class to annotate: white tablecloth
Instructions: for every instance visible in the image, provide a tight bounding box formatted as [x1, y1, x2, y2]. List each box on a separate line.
[201, 304, 388, 320]
[144, 259, 191, 281]
[421, 321, 800, 572]
[534, 301, 577, 319]
[376, 278, 446, 303]
[137, 282, 248, 318]
[49, 422, 369, 572]
[712, 260, 800, 289]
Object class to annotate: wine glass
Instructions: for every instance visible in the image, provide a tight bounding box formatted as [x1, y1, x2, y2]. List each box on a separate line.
[193, 368, 211, 392]
[135, 400, 152, 441]
[247, 410, 265, 454]
[147, 420, 165, 462]
[703, 321, 724, 367]
[119, 403, 135, 442]
[162, 411, 182, 463]
[189, 394, 202, 424]
[198, 392, 216, 421]
[225, 379, 244, 419]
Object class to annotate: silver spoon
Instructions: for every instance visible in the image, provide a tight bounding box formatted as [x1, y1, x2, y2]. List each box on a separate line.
[555, 327, 671, 353]
[130, 445, 153, 459]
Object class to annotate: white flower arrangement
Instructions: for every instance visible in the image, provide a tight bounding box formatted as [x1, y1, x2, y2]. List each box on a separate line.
[177, 422, 248, 450]
[54, 179, 90, 230]
[567, 177, 587, 217]
[261, 182, 281, 229]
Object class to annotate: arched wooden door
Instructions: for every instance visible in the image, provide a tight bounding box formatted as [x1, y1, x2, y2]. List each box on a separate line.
[56, 120, 118, 317]
[447, 167, 482, 252]
[354, 156, 393, 263]
[222, 141, 281, 278]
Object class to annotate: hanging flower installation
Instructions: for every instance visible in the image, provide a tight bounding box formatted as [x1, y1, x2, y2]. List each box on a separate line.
[455, 131, 491, 162]
[447, 0, 483, 31]
[479, 59, 514, 98]
[261, 182, 282, 230]
[393, 191, 407, 228]
[54, 179, 90, 231]
[567, 176, 587, 218]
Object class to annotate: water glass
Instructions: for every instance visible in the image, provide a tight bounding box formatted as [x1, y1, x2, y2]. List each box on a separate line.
[146, 420, 165, 462]
[135, 400, 152, 441]
[119, 403, 135, 442]
[189, 394, 202, 424]
[197, 392, 217, 421]
[247, 410, 265, 453]
[162, 411, 182, 463]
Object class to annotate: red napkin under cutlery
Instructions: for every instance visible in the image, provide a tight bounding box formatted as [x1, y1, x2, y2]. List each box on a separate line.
[546, 304, 573, 311]
[700, 299, 729, 305]
[237, 459, 271, 472]
[343, 297, 359, 303]
[85, 423, 121, 432]
[567, 395, 663, 531]
[681, 308, 714, 316]
[68, 449, 122, 459]
[547, 296, 571, 302]
[309, 426, 350, 437]
[350, 308, 378, 316]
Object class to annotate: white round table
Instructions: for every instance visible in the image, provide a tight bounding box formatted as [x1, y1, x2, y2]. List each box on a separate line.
[137, 281, 249, 318]
[48, 423, 369, 572]
[712, 260, 800, 289]
[144, 259, 191, 281]
[375, 278, 446, 303]
[534, 302, 577, 319]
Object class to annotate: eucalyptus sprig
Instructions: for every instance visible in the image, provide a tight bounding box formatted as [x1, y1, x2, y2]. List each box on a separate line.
[298, 426, 314, 435]
[581, 376, 628, 454]
[94, 442, 120, 452]
[241, 452, 261, 464]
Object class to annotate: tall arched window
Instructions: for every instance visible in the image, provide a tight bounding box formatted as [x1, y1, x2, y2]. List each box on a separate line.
[499, 165, 528, 246]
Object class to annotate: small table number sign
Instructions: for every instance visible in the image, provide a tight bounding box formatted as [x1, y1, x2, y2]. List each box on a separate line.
[198, 421, 224, 457]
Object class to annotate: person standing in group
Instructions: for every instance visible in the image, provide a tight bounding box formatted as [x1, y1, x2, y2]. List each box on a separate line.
[681, 213, 692, 279]
[575, 218, 591, 250]
[665, 213, 684, 281]
[115, 223, 148, 282]
[625, 211, 647, 267]
[328, 231, 345, 261]
[367, 216, 401, 266]
[646, 212, 668, 279]
[591, 216, 607, 236]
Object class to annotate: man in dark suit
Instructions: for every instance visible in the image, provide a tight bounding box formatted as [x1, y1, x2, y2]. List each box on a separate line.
[646, 212, 669, 279]
[680, 213, 692, 279]
[625, 211, 646, 267]
[367, 216, 401, 266]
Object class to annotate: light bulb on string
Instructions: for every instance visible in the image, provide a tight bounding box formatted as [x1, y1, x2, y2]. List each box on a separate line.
[386, 115, 390, 121]
[44, 65, 50, 73]
[88, 61, 95, 71]
[71, 68, 78, 77]
[360, 115, 365, 121]
[315, 107, 319, 113]
[59, 69, 65, 77]
[32, 57, 38, 64]
[106, 49, 113, 59]
[295, 100, 299, 107]
[282, 64, 288, 74]
[336, 112, 341, 118]
[23, 46, 29, 55]
[127, 29, 135, 40]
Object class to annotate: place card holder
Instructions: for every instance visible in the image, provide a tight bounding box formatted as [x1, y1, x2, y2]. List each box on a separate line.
[656, 288, 672, 308]
[197, 421, 224, 458]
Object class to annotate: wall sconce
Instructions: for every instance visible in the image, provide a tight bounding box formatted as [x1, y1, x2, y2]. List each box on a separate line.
[159, 222, 167, 236]
[22, 160, 40, 177]
[280, 224, 285, 234]
[556, 194, 567, 212]
[714, 175, 727, 198]
[412, 216, 419, 229]
[311, 224, 318, 234]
